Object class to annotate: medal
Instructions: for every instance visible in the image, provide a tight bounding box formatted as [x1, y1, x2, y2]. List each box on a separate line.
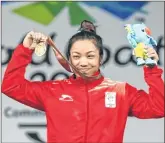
[35, 43, 46, 56]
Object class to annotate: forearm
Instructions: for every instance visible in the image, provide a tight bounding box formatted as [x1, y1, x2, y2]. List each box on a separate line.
[144, 66, 164, 115]
[1, 44, 47, 110]
[128, 66, 164, 118]
[2, 44, 34, 93]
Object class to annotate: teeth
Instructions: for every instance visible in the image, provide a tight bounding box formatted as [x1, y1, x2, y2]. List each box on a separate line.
[35, 43, 46, 56]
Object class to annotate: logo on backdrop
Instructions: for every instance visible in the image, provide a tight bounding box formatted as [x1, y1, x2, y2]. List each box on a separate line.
[18, 123, 46, 143]
[4, 106, 46, 142]
[2, 1, 149, 26]
[83, 2, 148, 20]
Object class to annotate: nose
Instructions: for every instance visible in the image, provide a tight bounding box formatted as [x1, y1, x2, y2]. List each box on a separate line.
[79, 57, 88, 67]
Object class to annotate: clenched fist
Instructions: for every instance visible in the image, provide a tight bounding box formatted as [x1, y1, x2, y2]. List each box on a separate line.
[144, 46, 159, 63]
[23, 31, 47, 49]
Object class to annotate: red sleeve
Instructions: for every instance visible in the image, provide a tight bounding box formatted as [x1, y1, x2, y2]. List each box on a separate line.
[126, 66, 164, 119]
[1, 44, 50, 111]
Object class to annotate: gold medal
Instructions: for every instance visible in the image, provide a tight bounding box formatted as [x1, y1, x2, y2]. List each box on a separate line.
[35, 43, 46, 56]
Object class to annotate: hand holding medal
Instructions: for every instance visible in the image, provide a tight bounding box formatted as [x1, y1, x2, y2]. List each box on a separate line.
[23, 31, 47, 56]
[22, 31, 73, 71]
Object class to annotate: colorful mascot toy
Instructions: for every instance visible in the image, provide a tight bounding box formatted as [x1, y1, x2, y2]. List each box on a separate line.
[124, 23, 157, 66]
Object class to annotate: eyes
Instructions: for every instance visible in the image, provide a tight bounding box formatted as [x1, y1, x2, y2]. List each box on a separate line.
[141, 29, 145, 32]
[88, 55, 95, 58]
[73, 55, 80, 60]
[72, 54, 95, 60]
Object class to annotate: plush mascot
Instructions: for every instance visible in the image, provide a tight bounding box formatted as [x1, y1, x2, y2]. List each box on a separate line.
[124, 23, 157, 66]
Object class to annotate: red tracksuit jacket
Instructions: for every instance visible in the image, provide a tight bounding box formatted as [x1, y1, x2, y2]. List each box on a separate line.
[2, 44, 164, 143]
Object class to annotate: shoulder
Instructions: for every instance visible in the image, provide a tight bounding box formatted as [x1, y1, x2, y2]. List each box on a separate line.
[103, 78, 126, 86]
[102, 78, 127, 95]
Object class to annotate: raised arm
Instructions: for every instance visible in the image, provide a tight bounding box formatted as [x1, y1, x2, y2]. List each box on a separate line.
[1, 31, 51, 111]
[126, 46, 164, 118]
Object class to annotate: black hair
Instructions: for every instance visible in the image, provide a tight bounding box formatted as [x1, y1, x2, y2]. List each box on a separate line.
[66, 20, 103, 59]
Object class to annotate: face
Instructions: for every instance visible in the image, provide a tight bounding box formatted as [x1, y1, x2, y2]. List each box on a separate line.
[70, 40, 101, 77]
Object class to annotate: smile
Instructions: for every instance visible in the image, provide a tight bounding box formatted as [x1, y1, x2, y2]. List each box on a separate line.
[79, 68, 89, 72]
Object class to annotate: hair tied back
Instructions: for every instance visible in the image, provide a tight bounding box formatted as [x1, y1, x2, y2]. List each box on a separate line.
[78, 20, 96, 34]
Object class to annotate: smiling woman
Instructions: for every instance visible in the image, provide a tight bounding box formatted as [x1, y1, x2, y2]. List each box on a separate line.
[66, 20, 103, 77]
[70, 40, 100, 76]
[1, 20, 164, 143]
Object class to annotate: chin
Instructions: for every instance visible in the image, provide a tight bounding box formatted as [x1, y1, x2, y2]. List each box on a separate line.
[76, 70, 97, 77]
[84, 72, 94, 77]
